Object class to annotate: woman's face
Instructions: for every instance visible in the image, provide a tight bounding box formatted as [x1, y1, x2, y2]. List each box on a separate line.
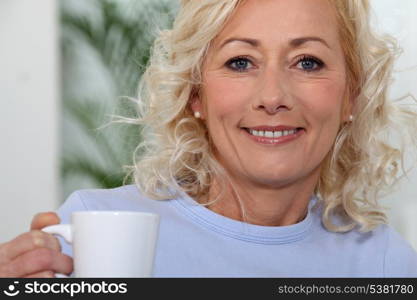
[192, 0, 350, 189]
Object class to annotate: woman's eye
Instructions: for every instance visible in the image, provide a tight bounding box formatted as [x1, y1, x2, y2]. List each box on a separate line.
[295, 56, 324, 72]
[226, 57, 254, 72]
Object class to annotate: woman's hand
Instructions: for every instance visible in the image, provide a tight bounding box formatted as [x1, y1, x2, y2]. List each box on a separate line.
[0, 212, 73, 278]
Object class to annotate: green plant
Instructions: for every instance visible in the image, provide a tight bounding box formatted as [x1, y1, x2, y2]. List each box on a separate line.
[60, 0, 176, 199]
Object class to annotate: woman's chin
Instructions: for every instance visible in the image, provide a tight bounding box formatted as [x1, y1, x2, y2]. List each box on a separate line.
[245, 173, 301, 189]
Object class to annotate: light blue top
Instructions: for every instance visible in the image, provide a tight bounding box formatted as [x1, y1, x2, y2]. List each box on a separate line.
[56, 184, 417, 277]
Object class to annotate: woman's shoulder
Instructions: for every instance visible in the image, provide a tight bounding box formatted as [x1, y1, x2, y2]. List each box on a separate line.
[376, 224, 417, 277]
[56, 184, 173, 223]
[348, 223, 417, 277]
[317, 216, 417, 277]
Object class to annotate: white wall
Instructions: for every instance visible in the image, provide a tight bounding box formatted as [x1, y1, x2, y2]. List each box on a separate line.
[371, 0, 417, 250]
[0, 0, 59, 242]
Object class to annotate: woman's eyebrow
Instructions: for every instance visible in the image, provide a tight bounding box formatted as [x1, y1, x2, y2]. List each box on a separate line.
[219, 36, 331, 50]
[218, 38, 259, 49]
[289, 36, 331, 49]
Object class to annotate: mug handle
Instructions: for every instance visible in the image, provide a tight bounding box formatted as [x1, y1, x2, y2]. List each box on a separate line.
[42, 224, 73, 278]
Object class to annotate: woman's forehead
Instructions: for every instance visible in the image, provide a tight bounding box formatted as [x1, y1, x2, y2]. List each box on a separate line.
[211, 0, 339, 49]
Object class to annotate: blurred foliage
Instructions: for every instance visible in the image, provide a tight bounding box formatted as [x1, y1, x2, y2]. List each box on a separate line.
[60, 0, 176, 197]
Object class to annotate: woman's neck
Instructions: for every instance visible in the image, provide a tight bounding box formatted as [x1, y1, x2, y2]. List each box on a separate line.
[200, 171, 319, 227]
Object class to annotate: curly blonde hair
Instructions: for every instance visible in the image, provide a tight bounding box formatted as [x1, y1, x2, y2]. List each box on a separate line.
[124, 0, 417, 233]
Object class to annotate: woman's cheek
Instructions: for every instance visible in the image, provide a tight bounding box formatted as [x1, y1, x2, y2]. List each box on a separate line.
[294, 80, 345, 119]
[205, 76, 253, 117]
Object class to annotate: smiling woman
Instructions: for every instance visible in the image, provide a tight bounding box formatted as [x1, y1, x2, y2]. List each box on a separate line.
[188, 0, 350, 228]
[133, 0, 415, 235]
[1, 0, 417, 278]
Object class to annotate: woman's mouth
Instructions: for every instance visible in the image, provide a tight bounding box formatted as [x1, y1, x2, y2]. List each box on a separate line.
[241, 127, 305, 145]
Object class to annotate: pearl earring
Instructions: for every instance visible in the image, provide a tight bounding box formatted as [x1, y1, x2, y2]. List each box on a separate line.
[194, 111, 201, 118]
[349, 114, 354, 122]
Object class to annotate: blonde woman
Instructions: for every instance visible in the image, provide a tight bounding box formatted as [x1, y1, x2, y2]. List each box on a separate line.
[1, 0, 417, 277]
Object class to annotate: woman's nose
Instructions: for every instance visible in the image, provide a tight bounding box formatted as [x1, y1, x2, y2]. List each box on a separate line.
[254, 68, 292, 114]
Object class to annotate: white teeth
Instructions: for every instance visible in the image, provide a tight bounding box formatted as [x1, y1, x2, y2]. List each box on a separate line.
[248, 129, 298, 137]
[265, 131, 274, 138]
[274, 131, 282, 138]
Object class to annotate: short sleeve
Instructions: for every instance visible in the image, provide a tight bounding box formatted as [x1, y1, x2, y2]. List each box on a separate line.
[55, 191, 89, 258]
[384, 227, 417, 277]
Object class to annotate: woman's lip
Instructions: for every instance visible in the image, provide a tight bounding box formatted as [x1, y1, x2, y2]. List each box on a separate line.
[242, 128, 305, 145]
[243, 125, 301, 131]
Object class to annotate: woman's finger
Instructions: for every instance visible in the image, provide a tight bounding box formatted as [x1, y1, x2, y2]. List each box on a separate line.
[24, 270, 55, 278]
[4, 248, 73, 278]
[0, 230, 61, 264]
[30, 212, 60, 231]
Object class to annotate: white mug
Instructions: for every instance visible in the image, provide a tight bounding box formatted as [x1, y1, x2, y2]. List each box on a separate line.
[42, 211, 160, 278]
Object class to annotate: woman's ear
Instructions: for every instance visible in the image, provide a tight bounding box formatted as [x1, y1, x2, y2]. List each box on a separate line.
[342, 92, 354, 123]
[190, 91, 204, 119]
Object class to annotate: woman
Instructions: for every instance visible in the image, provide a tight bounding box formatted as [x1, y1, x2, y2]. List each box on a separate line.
[1, 0, 417, 277]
